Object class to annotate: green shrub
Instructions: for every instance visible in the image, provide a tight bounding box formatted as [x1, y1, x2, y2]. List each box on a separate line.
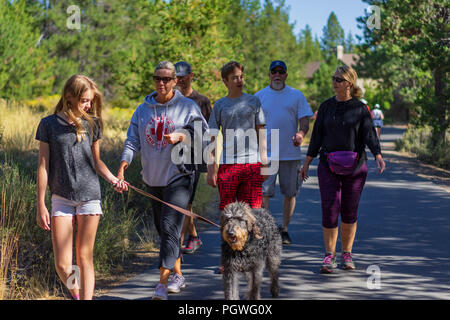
[395, 126, 450, 170]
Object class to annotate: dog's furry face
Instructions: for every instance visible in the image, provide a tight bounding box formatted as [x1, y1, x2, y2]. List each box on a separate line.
[221, 202, 262, 251]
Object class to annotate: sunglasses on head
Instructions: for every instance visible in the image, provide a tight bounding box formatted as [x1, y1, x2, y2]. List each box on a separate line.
[153, 76, 175, 84]
[332, 76, 346, 83]
[271, 69, 286, 75]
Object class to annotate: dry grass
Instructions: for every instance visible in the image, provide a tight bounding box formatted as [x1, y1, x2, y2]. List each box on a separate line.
[0, 99, 46, 152]
[0, 98, 219, 299]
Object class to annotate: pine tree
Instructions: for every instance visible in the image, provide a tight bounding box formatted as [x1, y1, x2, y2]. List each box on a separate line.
[321, 11, 345, 59]
[299, 25, 323, 63]
[0, 0, 53, 100]
[345, 31, 355, 53]
[358, 0, 449, 148]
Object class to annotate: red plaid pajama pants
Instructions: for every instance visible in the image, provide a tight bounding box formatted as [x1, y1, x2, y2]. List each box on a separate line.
[217, 163, 263, 210]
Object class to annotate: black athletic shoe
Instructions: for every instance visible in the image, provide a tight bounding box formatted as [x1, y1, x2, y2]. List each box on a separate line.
[281, 231, 292, 245]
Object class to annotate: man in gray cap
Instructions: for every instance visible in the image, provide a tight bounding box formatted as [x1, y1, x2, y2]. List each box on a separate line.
[174, 61, 212, 254]
[255, 60, 313, 245]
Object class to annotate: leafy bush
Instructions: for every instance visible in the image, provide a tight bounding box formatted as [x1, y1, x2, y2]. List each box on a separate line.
[395, 126, 450, 170]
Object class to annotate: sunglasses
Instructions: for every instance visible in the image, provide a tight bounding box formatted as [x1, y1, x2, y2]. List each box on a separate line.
[153, 76, 175, 84]
[271, 69, 286, 75]
[332, 76, 346, 83]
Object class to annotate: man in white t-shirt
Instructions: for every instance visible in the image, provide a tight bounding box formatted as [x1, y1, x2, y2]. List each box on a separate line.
[255, 60, 313, 245]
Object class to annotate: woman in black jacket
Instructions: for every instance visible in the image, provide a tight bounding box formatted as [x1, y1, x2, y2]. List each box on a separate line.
[300, 65, 385, 274]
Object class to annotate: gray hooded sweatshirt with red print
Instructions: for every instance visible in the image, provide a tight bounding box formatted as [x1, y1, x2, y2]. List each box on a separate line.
[121, 89, 208, 187]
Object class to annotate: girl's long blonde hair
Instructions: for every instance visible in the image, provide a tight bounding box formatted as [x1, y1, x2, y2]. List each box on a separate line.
[335, 65, 363, 99]
[54, 75, 103, 142]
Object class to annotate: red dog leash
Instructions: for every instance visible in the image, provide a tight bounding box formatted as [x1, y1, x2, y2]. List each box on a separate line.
[127, 183, 220, 229]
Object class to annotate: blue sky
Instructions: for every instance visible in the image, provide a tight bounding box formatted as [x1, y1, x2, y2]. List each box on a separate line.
[281, 0, 368, 42]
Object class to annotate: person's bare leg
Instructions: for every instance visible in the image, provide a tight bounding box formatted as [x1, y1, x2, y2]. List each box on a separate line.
[172, 257, 182, 276]
[322, 226, 339, 255]
[186, 203, 197, 238]
[262, 196, 270, 210]
[282, 197, 295, 232]
[75, 214, 100, 300]
[180, 204, 196, 246]
[52, 216, 79, 298]
[160, 267, 171, 285]
[341, 222, 357, 253]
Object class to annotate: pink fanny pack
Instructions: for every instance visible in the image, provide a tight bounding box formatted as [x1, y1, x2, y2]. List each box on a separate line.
[326, 151, 359, 175]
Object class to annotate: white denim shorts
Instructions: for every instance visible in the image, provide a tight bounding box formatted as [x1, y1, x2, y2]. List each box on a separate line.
[51, 194, 103, 217]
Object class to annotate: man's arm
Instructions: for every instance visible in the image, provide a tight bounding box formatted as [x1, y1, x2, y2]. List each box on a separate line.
[207, 135, 218, 187]
[293, 116, 310, 146]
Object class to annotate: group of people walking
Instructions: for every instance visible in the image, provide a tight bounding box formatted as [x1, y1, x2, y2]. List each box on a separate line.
[35, 58, 385, 300]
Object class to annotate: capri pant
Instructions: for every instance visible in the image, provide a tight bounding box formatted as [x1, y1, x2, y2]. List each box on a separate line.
[317, 160, 368, 228]
[147, 175, 193, 270]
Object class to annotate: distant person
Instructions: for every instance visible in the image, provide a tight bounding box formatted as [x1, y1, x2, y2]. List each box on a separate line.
[371, 104, 384, 139]
[117, 61, 208, 300]
[35, 75, 127, 300]
[174, 61, 212, 255]
[300, 66, 386, 274]
[255, 60, 313, 245]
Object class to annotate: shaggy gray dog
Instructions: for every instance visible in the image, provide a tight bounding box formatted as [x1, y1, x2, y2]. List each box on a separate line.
[220, 202, 282, 300]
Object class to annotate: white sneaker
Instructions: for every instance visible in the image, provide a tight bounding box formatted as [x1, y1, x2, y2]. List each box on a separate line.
[167, 273, 186, 293]
[152, 283, 168, 300]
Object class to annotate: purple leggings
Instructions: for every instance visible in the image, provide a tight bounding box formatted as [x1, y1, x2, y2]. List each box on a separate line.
[317, 161, 368, 228]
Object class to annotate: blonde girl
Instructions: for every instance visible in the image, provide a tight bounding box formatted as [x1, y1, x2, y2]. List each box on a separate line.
[36, 75, 126, 300]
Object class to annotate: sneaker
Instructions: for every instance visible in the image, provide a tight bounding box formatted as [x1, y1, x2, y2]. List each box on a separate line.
[280, 231, 292, 245]
[215, 265, 225, 275]
[152, 283, 168, 300]
[167, 273, 186, 293]
[320, 253, 337, 274]
[182, 235, 202, 254]
[341, 252, 356, 270]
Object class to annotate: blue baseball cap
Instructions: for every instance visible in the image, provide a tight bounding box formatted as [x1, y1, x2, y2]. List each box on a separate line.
[175, 61, 192, 77]
[269, 60, 287, 71]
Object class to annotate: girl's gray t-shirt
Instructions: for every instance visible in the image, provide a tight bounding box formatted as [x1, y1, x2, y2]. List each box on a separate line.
[35, 114, 102, 202]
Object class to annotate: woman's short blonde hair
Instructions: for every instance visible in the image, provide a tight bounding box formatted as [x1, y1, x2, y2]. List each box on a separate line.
[335, 65, 363, 99]
[154, 61, 176, 78]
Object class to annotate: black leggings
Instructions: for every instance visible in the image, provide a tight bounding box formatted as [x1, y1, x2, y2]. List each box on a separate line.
[147, 175, 193, 269]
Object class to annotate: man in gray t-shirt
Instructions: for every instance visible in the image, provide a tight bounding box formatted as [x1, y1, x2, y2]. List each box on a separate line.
[208, 93, 265, 164]
[207, 61, 267, 211]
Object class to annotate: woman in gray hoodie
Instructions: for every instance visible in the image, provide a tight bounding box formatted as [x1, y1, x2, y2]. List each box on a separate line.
[118, 61, 208, 300]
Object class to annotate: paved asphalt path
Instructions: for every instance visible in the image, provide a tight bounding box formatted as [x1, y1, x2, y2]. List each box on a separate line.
[101, 126, 450, 300]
